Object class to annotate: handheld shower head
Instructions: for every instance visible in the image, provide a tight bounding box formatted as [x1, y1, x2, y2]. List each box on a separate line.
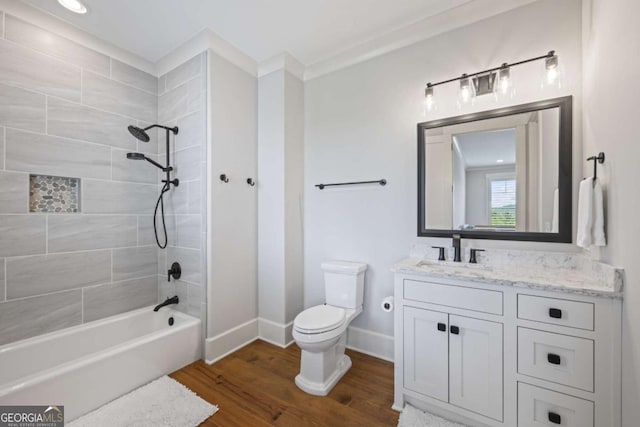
[126, 152, 146, 160]
[128, 125, 150, 142]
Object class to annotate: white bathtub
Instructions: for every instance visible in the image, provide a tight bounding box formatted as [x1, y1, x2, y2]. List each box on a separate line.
[0, 306, 201, 421]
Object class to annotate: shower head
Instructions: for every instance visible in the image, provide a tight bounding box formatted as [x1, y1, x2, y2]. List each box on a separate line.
[128, 125, 150, 143]
[126, 152, 146, 160]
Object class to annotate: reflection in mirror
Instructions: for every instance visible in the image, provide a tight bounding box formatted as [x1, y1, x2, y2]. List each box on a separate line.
[418, 96, 572, 242]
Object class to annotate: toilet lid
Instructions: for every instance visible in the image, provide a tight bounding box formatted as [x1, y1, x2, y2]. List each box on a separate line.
[294, 305, 345, 334]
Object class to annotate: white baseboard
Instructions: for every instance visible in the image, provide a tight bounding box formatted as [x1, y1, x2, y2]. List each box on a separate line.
[346, 326, 394, 362]
[258, 318, 294, 348]
[205, 318, 259, 364]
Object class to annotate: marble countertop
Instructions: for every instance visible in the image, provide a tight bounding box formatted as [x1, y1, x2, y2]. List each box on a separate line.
[392, 255, 624, 298]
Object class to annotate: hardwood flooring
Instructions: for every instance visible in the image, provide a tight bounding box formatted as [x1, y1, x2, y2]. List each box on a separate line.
[170, 340, 399, 426]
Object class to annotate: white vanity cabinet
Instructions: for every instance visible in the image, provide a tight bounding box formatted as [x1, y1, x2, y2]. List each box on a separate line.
[393, 271, 622, 427]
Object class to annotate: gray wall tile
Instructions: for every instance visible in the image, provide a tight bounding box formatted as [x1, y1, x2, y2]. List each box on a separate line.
[83, 71, 156, 122]
[138, 216, 156, 246]
[83, 276, 157, 322]
[0, 127, 4, 169]
[0, 215, 46, 257]
[48, 215, 137, 252]
[5, 128, 111, 179]
[0, 290, 82, 346]
[176, 215, 201, 249]
[0, 259, 5, 303]
[6, 250, 111, 299]
[111, 148, 158, 184]
[188, 283, 203, 316]
[158, 75, 167, 96]
[188, 180, 201, 214]
[167, 246, 201, 285]
[112, 246, 158, 282]
[176, 110, 205, 149]
[47, 97, 135, 150]
[0, 82, 46, 132]
[158, 83, 187, 123]
[187, 76, 204, 113]
[111, 59, 158, 94]
[83, 180, 157, 214]
[174, 145, 201, 181]
[165, 54, 201, 91]
[0, 39, 81, 102]
[4, 15, 110, 76]
[0, 171, 28, 213]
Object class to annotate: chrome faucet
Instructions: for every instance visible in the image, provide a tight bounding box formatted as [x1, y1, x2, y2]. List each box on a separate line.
[154, 295, 179, 312]
[452, 234, 462, 262]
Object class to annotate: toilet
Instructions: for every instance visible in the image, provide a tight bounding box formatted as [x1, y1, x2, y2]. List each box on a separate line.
[293, 260, 367, 396]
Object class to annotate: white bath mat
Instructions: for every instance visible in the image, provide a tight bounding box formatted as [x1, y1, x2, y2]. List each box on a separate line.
[398, 404, 469, 427]
[68, 376, 218, 427]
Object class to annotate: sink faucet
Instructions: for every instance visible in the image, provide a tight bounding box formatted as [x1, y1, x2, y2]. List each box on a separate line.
[154, 295, 179, 312]
[452, 234, 462, 262]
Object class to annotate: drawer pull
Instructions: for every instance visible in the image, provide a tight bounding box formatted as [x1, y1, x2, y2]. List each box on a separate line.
[437, 322, 446, 332]
[548, 411, 562, 424]
[549, 308, 563, 319]
[547, 353, 561, 365]
[450, 325, 460, 335]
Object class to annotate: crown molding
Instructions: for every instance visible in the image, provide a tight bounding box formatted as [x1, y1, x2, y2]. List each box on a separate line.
[304, 0, 539, 81]
[257, 52, 305, 80]
[155, 28, 257, 77]
[1, 0, 156, 74]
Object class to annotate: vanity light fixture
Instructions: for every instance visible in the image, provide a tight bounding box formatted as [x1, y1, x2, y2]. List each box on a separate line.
[57, 0, 87, 14]
[424, 51, 558, 111]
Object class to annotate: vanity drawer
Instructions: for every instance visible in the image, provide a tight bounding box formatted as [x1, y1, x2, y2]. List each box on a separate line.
[518, 382, 594, 427]
[518, 328, 594, 392]
[404, 279, 502, 315]
[518, 294, 594, 330]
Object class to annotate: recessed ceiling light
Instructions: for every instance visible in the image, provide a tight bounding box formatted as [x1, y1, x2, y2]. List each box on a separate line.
[57, 0, 87, 14]
[496, 159, 504, 163]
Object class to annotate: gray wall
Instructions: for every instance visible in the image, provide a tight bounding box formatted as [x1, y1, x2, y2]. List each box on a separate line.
[157, 53, 207, 324]
[0, 12, 160, 346]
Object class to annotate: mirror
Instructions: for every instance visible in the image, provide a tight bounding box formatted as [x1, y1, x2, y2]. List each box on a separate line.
[418, 96, 572, 242]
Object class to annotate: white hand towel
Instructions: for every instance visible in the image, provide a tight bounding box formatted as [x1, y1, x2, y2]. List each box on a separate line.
[551, 188, 559, 233]
[592, 178, 606, 246]
[577, 178, 593, 248]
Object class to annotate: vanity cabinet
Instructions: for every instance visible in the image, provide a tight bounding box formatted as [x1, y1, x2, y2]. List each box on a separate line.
[394, 272, 622, 427]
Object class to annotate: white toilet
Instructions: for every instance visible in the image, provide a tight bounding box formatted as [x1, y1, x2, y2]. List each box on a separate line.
[293, 260, 367, 396]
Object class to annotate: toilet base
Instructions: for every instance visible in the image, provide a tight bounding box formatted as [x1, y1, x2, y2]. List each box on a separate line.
[295, 354, 352, 396]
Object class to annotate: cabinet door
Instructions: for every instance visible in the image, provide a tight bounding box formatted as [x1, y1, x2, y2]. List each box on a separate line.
[449, 315, 503, 421]
[403, 307, 449, 401]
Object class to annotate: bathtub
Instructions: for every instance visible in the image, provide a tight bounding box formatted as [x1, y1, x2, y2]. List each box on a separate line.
[0, 306, 201, 421]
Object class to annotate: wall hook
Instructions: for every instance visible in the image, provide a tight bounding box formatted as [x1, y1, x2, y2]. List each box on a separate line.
[247, 178, 255, 186]
[219, 174, 229, 183]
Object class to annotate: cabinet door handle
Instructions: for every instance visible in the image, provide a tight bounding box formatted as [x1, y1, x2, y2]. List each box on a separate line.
[437, 322, 446, 332]
[450, 325, 459, 335]
[549, 308, 563, 319]
[547, 353, 561, 365]
[548, 411, 561, 424]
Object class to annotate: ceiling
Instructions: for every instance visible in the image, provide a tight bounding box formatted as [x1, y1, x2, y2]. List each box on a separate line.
[455, 129, 516, 168]
[22, 0, 478, 64]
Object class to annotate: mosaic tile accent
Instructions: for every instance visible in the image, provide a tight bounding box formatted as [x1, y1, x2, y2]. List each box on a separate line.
[29, 175, 81, 213]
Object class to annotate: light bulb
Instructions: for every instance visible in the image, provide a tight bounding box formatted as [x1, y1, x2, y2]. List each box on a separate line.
[496, 64, 515, 100]
[58, 0, 88, 14]
[423, 84, 436, 113]
[457, 74, 474, 109]
[541, 51, 562, 89]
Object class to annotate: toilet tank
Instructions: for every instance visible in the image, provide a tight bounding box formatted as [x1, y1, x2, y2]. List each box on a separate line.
[322, 261, 367, 309]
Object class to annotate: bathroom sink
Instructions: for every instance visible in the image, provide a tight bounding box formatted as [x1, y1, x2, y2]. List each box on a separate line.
[416, 259, 493, 271]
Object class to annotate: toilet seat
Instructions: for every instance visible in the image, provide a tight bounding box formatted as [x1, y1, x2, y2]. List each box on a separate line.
[294, 305, 345, 334]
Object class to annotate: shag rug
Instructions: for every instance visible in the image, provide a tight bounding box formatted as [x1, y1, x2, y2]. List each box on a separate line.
[398, 404, 469, 427]
[68, 376, 218, 427]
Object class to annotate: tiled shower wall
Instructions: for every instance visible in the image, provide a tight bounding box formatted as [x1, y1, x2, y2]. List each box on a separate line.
[0, 12, 161, 346]
[157, 53, 207, 324]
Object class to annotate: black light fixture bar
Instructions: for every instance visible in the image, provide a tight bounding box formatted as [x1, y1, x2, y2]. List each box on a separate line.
[426, 51, 556, 88]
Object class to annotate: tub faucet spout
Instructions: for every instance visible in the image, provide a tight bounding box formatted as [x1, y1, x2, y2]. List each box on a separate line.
[154, 295, 179, 312]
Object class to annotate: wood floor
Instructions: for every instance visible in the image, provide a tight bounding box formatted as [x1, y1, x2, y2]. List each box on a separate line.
[170, 340, 399, 427]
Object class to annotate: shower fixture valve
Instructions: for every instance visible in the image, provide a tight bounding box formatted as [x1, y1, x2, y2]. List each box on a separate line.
[167, 262, 182, 282]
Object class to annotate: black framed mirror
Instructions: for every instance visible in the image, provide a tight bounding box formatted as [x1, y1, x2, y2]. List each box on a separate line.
[418, 96, 572, 242]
